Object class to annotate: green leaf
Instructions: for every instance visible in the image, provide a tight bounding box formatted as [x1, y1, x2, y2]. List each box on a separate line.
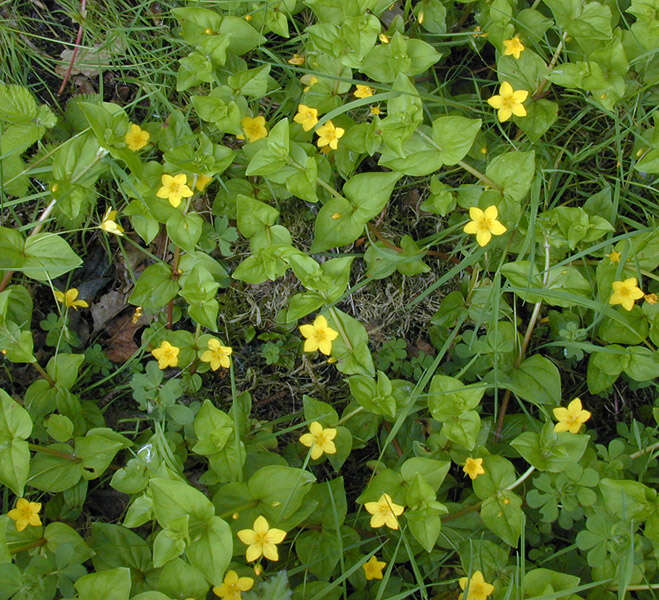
[28, 443, 84, 492]
[599, 478, 657, 521]
[44, 522, 94, 564]
[129, 263, 179, 310]
[166, 212, 203, 252]
[431, 116, 481, 165]
[442, 411, 481, 450]
[75, 567, 131, 600]
[192, 399, 233, 456]
[155, 558, 210, 600]
[303, 396, 339, 427]
[228, 65, 271, 98]
[400, 457, 451, 491]
[89, 523, 151, 573]
[511, 423, 589, 472]
[295, 528, 341, 579]
[480, 491, 523, 546]
[494, 354, 561, 408]
[149, 478, 215, 533]
[237, 195, 280, 238]
[248, 465, 315, 521]
[472, 455, 517, 499]
[186, 515, 233, 584]
[0, 84, 38, 123]
[517, 99, 558, 141]
[75, 428, 132, 479]
[407, 507, 443, 552]
[343, 171, 401, 221]
[326, 309, 375, 376]
[348, 372, 396, 419]
[428, 374, 485, 420]
[486, 151, 535, 202]
[46, 353, 84, 390]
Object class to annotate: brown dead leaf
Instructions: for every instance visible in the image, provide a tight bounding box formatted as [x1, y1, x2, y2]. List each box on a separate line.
[91, 290, 126, 333]
[56, 37, 126, 78]
[104, 309, 151, 363]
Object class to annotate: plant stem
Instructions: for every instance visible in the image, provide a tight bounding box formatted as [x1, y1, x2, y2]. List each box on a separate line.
[10, 538, 47, 555]
[28, 443, 82, 463]
[534, 31, 568, 98]
[327, 306, 353, 352]
[416, 130, 502, 191]
[32, 362, 56, 387]
[495, 238, 550, 438]
[629, 440, 659, 459]
[57, 0, 88, 95]
[167, 245, 181, 329]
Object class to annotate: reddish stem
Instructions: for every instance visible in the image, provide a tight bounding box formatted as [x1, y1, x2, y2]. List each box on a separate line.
[57, 0, 87, 95]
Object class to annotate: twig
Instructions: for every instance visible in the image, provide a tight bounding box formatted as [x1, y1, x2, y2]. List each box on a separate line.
[57, 0, 88, 95]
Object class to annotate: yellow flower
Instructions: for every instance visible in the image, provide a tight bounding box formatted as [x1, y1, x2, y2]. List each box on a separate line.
[156, 173, 193, 208]
[379, 33, 389, 43]
[131, 306, 143, 324]
[241, 116, 268, 142]
[364, 493, 404, 530]
[152, 340, 180, 369]
[301, 74, 318, 92]
[8, 498, 42, 532]
[55, 288, 88, 310]
[645, 293, 657, 305]
[458, 570, 495, 600]
[363, 555, 386, 580]
[124, 123, 150, 151]
[503, 35, 525, 59]
[370, 105, 382, 116]
[212, 570, 254, 600]
[607, 250, 621, 263]
[299, 421, 337, 459]
[293, 104, 319, 132]
[299, 315, 338, 355]
[237, 515, 287, 562]
[201, 338, 232, 370]
[316, 120, 345, 150]
[288, 53, 305, 65]
[99, 207, 124, 236]
[553, 398, 591, 434]
[463, 205, 507, 247]
[196, 174, 213, 191]
[354, 84, 375, 98]
[487, 81, 528, 122]
[609, 277, 644, 311]
[463, 457, 485, 480]
[253, 564, 263, 576]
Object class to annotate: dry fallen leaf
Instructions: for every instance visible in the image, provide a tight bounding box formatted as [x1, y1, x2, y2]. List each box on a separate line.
[104, 309, 151, 363]
[91, 290, 126, 333]
[56, 37, 126, 78]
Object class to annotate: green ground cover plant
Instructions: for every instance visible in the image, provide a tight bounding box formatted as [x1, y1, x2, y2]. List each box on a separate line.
[0, 0, 657, 599]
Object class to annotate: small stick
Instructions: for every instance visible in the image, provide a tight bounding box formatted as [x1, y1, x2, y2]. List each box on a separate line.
[57, 0, 87, 95]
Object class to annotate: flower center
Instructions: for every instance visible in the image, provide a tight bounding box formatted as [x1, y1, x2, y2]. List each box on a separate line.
[313, 329, 328, 343]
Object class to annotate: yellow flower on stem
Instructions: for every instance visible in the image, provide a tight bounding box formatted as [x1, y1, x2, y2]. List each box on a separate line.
[301, 74, 318, 92]
[553, 397, 591, 434]
[364, 493, 404, 530]
[8, 498, 42, 532]
[315, 120, 345, 150]
[212, 570, 254, 600]
[241, 116, 268, 142]
[609, 277, 644, 311]
[379, 33, 389, 43]
[354, 84, 375, 98]
[645, 293, 657, 305]
[607, 250, 621, 263]
[196, 174, 213, 191]
[370, 105, 382, 116]
[463, 457, 485, 480]
[55, 288, 88, 310]
[152, 340, 180, 369]
[503, 35, 525, 59]
[487, 81, 528, 122]
[463, 205, 507, 247]
[100, 207, 124, 236]
[293, 104, 319, 132]
[156, 173, 193, 208]
[124, 123, 150, 151]
[299, 315, 338, 355]
[458, 570, 495, 600]
[237, 515, 287, 562]
[363, 555, 386, 580]
[288, 53, 305, 65]
[299, 421, 337, 459]
[201, 338, 232, 370]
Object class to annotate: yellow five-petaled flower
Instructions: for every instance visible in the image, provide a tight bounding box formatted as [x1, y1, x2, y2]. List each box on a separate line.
[100, 207, 124, 236]
[463, 457, 485, 480]
[463, 205, 507, 247]
[237, 515, 287, 562]
[8, 498, 42, 532]
[487, 81, 528, 122]
[354, 84, 375, 98]
[152, 340, 180, 369]
[363, 555, 386, 580]
[201, 338, 232, 370]
[241, 116, 268, 142]
[55, 288, 88, 310]
[315, 120, 344, 150]
[212, 570, 254, 600]
[503, 35, 525, 59]
[299, 315, 339, 356]
[124, 123, 150, 151]
[609, 277, 644, 311]
[364, 493, 405, 530]
[299, 421, 337, 459]
[553, 397, 591, 434]
[156, 173, 193, 208]
[459, 570, 495, 600]
[293, 104, 319, 132]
